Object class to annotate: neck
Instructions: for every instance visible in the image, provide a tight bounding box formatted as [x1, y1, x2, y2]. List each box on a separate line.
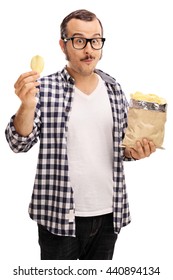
[66, 66, 95, 81]
[66, 66, 99, 95]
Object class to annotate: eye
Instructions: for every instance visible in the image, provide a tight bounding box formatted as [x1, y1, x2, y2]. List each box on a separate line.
[74, 38, 85, 45]
[91, 38, 99, 45]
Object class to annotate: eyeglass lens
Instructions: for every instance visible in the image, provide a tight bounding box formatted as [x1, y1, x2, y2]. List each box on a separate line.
[72, 38, 104, 49]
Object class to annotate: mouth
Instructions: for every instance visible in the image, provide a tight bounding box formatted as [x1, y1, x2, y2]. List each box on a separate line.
[81, 56, 95, 63]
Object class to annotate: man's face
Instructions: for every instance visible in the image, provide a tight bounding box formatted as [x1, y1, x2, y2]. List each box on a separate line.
[60, 18, 103, 77]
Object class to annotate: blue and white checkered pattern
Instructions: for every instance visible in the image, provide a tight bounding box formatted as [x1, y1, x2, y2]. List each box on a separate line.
[5, 67, 131, 236]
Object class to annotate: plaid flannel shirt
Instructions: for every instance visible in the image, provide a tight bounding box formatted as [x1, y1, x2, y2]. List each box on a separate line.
[5, 67, 131, 236]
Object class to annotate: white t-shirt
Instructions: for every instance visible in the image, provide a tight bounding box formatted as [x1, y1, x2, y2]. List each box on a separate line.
[67, 75, 114, 216]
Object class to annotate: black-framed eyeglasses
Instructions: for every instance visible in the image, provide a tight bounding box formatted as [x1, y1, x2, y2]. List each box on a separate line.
[63, 37, 106, 50]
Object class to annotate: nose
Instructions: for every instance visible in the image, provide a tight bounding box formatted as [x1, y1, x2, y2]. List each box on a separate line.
[84, 41, 93, 53]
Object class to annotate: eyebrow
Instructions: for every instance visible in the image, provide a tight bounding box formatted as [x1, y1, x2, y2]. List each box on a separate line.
[72, 32, 102, 37]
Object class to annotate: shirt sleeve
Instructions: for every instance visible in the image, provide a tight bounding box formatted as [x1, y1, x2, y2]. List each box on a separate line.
[119, 86, 135, 162]
[5, 105, 41, 153]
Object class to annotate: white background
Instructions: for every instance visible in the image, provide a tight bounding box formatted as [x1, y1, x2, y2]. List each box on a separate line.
[0, 0, 172, 279]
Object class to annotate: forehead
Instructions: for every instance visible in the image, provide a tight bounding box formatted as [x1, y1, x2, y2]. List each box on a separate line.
[66, 18, 102, 37]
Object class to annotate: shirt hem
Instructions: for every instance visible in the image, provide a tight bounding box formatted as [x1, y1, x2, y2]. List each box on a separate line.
[75, 208, 113, 217]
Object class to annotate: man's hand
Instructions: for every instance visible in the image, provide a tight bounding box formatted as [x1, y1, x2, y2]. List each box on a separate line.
[13, 71, 40, 136]
[14, 71, 40, 109]
[125, 138, 156, 160]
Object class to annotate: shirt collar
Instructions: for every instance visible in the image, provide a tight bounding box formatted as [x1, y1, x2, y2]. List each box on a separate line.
[59, 66, 116, 85]
[60, 67, 75, 84]
[94, 69, 117, 85]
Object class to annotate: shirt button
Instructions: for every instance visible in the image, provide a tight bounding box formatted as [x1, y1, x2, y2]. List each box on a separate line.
[66, 107, 70, 112]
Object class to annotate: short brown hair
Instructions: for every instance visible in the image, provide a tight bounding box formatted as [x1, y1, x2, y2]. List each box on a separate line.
[60, 9, 103, 39]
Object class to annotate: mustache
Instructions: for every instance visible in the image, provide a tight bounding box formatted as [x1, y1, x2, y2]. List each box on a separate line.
[80, 55, 95, 61]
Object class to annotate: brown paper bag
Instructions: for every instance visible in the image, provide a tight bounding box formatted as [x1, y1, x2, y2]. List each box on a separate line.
[122, 106, 167, 148]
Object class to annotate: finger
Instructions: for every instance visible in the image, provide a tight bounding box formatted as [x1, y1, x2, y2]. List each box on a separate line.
[27, 87, 39, 97]
[15, 81, 40, 99]
[22, 87, 39, 98]
[14, 71, 40, 89]
[142, 138, 151, 157]
[15, 80, 40, 95]
[135, 141, 145, 157]
[15, 75, 40, 93]
[129, 146, 141, 159]
[149, 141, 156, 153]
[130, 141, 144, 160]
[142, 138, 156, 156]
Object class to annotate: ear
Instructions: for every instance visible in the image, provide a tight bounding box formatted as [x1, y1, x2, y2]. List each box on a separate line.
[59, 39, 65, 53]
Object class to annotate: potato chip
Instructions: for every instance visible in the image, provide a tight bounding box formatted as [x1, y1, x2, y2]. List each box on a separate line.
[130, 92, 166, 105]
[30, 55, 44, 73]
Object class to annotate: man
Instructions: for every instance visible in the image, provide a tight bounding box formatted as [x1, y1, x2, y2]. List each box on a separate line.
[5, 9, 156, 260]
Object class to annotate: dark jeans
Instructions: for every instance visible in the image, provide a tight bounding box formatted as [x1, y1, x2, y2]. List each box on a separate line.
[38, 213, 118, 260]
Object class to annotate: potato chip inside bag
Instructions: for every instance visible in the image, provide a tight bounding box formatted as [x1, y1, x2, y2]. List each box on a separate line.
[122, 92, 167, 148]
